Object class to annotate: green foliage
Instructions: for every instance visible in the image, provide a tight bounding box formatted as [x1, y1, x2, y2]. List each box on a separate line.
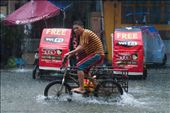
[6, 56, 17, 68]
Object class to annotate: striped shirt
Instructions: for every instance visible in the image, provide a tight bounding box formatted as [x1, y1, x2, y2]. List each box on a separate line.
[80, 29, 104, 56]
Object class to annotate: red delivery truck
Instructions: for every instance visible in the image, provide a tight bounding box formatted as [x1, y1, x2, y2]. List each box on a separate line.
[113, 27, 147, 79]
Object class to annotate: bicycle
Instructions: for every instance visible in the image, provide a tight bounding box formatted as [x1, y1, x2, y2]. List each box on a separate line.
[44, 56, 128, 101]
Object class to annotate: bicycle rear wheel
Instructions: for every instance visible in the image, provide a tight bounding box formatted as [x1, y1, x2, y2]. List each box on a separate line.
[44, 81, 72, 100]
[94, 80, 123, 101]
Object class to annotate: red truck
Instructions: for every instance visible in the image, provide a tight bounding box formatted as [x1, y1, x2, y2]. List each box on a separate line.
[32, 28, 72, 79]
[113, 27, 147, 79]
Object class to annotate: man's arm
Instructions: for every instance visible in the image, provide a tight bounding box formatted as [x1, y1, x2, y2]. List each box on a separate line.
[65, 45, 84, 58]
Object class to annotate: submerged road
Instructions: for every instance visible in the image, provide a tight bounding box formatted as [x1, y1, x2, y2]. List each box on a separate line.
[1, 66, 170, 113]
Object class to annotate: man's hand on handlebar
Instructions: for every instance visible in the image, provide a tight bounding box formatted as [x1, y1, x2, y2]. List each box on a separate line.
[64, 53, 70, 59]
[61, 52, 71, 67]
[61, 51, 75, 68]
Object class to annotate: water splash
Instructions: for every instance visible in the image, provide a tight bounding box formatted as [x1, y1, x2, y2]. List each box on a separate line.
[118, 92, 146, 107]
[70, 93, 120, 105]
[71, 93, 147, 106]
[36, 93, 121, 105]
[36, 92, 147, 107]
[36, 95, 48, 104]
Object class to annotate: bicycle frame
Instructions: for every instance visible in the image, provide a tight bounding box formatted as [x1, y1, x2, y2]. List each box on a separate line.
[60, 64, 96, 93]
[60, 55, 96, 89]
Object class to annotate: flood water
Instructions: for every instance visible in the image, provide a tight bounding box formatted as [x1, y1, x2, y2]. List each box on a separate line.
[1, 66, 170, 113]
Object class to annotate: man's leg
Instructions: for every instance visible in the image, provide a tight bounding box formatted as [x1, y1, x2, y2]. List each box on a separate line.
[71, 70, 85, 93]
[78, 70, 84, 90]
[72, 54, 102, 93]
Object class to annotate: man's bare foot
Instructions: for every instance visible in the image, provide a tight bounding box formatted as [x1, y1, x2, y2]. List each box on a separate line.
[71, 87, 85, 94]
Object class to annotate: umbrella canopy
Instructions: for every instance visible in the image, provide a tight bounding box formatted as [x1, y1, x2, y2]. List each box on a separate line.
[3, 0, 60, 25]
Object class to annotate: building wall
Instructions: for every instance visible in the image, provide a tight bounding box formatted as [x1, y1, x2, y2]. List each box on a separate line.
[103, 1, 114, 61]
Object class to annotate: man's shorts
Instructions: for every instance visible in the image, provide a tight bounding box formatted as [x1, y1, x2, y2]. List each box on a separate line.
[76, 53, 104, 73]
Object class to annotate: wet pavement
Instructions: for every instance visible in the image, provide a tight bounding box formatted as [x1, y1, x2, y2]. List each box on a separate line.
[1, 65, 170, 113]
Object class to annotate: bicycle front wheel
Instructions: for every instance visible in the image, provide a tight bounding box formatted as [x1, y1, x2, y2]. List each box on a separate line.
[44, 81, 72, 100]
[94, 80, 123, 101]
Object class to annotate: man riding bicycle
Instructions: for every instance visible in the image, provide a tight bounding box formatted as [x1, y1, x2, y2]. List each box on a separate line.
[64, 20, 104, 93]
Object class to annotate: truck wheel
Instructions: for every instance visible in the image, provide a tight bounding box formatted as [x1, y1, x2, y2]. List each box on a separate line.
[162, 54, 167, 66]
[142, 67, 147, 80]
[32, 65, 39, 79]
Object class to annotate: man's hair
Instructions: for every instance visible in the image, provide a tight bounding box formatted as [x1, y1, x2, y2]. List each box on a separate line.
[73, 20, 84, 27]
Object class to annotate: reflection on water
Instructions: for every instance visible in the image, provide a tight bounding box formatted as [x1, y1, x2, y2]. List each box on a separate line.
[2, 68, 32, 72]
